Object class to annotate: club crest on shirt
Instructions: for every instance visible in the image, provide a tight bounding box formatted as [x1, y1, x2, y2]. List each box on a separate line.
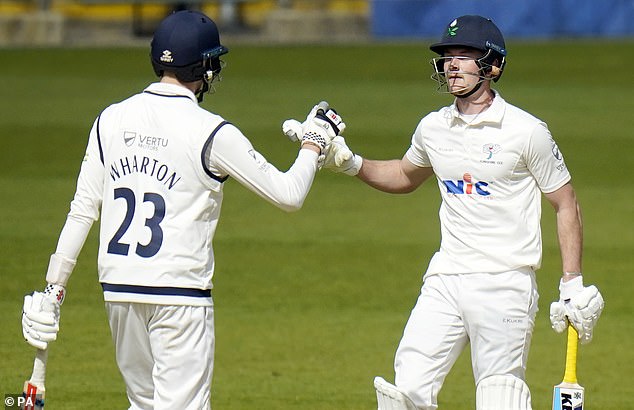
[482, 143, 501, 159]
[480, 143, 503, 165]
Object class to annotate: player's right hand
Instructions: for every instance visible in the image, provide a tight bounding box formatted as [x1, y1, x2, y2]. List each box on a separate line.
[22, 285, 65, 350]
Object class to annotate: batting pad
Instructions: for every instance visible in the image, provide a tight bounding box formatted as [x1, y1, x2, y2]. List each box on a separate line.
[476, 375, 532, 410]
[374, 376, 418, 410]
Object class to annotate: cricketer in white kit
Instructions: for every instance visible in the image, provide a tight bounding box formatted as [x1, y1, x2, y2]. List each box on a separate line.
[21, 10, 345, 410]
[321, 15, 604, 410]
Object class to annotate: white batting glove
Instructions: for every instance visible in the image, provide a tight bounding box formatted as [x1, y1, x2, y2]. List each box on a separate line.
[283, 101, 346, 141]
[549, 276, 604, 344]
[282, 101, 327, 142]
[283, 101, 341, 143]
[22, 284, 66, 350]
[300, 115, 337, 153]
[282, 118, 304, 143]
[323, 136, 363, 176]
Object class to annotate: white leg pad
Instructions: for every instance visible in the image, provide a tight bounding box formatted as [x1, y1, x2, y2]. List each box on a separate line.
[476, 375, 532, 410]
[374, 376, 418, 410]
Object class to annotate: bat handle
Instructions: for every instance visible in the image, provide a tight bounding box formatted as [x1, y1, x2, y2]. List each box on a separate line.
[316, 101, 329, 115]
[562, 325, 578, 384]
[31, 348, 48, 386]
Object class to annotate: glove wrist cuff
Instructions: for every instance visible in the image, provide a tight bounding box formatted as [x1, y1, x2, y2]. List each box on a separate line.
[559, 275, 584, 301]
[44, 283, 66, 306]
[345, 155, 363, 176]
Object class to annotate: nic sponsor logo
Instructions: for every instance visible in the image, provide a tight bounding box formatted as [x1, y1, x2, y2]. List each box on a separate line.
[443, 173, 491, 196]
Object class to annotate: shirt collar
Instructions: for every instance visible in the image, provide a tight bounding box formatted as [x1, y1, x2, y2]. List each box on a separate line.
[143, 82, 198, 103]
[448, 89, 505, 126]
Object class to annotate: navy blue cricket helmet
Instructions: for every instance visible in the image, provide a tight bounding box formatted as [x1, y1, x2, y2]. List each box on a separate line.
[150, 10, 229, 84]
[430, 15, 507, 82]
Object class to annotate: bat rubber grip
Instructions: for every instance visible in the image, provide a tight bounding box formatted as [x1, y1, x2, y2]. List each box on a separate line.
[31, 349, 48, 386]
[562, 325, 578, 384]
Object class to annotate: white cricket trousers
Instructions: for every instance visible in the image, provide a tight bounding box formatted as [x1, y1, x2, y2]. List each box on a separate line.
[394, 269, 539, 410]
[106, 302, 215, 410]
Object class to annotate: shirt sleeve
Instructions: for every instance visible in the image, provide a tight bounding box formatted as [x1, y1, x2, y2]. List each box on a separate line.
[54, 117, 105, 261]
[524, 122, 571, 193]
[207, 124, 319, 212]
[405, 120, 432, 168]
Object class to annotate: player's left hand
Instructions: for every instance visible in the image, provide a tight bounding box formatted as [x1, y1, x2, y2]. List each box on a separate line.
[22, 284, 66, 350]
[323, 136, 363, 176]
[549, 276, 604, 344]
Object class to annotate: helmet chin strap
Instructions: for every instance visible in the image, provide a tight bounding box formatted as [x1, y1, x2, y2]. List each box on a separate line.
[447, 68, 485, 98]
[196, 70, 218, 102]
[196, 82, 209, 103]
[451, 66, 497, 99]
[454, 80, 483, 98]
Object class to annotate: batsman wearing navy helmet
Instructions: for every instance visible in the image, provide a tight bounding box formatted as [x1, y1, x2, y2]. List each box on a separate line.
[321, 15, 604, 409]
[21, 9, 344, 409]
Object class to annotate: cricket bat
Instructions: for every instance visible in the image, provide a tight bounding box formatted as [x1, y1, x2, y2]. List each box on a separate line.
[552, 325, 584, 410]
[22, 348, 48, 410]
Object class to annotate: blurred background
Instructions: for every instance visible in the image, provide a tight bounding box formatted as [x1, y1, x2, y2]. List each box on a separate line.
[1, 0, 632, 47]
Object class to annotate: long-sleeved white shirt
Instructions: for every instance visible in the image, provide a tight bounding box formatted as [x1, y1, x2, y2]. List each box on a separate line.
[49, 82, 318, 305]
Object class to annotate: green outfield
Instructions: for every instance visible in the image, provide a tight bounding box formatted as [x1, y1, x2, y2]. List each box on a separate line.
[1, 40, 632, 409]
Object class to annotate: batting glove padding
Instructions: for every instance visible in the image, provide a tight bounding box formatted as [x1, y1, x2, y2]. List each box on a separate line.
[22, 284, 65, 350]
[323, 136, 362, 176]
[315, 107, 346, 136]
[282, 101, 331, 143]
[301, 110, 346, 153]
[550, 276, 604, 344]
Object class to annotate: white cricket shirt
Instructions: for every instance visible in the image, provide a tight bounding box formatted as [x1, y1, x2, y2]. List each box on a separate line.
[406, 91, 571, 276]
[52, 82, 318, 305]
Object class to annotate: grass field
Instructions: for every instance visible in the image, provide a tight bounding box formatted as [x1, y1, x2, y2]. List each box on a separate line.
[1, 39, 633, 409]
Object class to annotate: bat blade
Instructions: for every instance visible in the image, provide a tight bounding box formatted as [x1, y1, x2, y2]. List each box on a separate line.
[552, 325, 584, 410]
[22, 380, 45, 410]
[553, 382, 584, 410]
[22, 349, 47, 410]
